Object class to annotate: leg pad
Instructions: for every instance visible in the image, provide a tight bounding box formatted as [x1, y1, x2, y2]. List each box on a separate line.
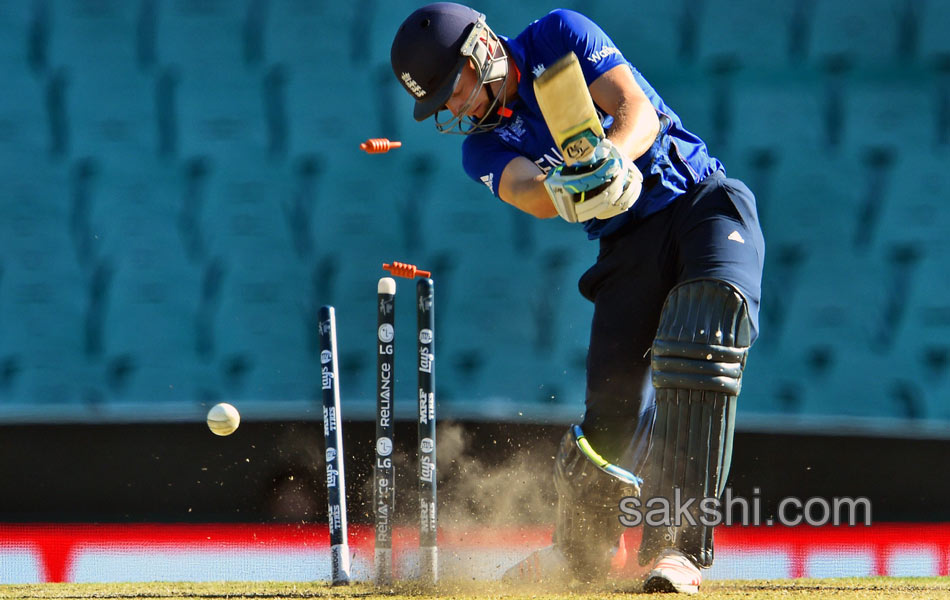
[639, 279, 751, 568]
[553, 427, 638, 580]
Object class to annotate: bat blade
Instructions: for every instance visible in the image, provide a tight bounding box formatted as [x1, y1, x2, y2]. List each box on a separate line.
[533, 52, 605, 166]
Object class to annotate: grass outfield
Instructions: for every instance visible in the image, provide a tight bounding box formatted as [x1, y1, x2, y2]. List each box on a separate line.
[1, 579, 949, 600]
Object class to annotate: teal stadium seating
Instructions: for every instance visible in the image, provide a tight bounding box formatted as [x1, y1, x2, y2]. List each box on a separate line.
[920, 0, 950, 62]
[569, 2, 684, 75]
[692, 0, 801, 69]
[809, 0, 904, 67]
[0, 0, 947, 434]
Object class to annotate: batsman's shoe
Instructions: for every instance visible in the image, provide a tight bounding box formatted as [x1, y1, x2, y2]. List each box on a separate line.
[501, 545, 572, 584]
[643, 549, 702, 594]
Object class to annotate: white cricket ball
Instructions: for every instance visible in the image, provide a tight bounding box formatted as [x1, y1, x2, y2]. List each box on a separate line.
[207, 402, 241, 436]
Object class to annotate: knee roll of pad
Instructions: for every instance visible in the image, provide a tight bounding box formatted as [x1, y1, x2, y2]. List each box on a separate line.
[639, 279, 751, 569]
[651, 279, 751, 394]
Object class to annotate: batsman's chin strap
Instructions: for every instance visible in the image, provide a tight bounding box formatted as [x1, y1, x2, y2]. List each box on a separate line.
[490, 59, 519, 119]
[572, 424, 643, 496]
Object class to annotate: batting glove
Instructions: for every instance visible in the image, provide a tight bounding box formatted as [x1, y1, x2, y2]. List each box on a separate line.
[543, 139, 643, 223]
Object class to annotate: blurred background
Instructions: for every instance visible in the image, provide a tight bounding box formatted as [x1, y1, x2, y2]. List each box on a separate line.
[1, 0, 949, 584]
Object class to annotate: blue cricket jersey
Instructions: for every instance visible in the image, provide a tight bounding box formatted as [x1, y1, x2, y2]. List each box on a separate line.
[462, 9, 723, 240]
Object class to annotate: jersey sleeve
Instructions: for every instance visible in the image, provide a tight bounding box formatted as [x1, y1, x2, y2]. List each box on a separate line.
[462, 133, 521, 198]
[534, 9, 629, 87]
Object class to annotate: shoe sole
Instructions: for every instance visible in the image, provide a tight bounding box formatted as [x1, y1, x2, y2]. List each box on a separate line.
[643, 574, 699, 594]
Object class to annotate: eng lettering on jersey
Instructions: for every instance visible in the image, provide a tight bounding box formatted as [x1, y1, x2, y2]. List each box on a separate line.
[586, 47, 620, 63]
[533, 147, 565, 174]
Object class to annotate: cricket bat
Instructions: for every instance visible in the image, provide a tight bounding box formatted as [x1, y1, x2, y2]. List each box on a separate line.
[533, 52, 605, 166]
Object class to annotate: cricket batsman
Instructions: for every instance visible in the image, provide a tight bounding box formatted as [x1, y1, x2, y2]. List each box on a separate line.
[391, 3, 765, 593]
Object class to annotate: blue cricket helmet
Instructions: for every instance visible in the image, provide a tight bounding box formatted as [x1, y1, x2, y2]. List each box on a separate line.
[391, 3, 485, 122]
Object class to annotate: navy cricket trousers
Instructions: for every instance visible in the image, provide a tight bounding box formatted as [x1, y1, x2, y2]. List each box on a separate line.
[577, 170, 765, 472]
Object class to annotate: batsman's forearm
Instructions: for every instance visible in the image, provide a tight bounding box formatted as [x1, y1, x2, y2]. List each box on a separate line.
[510, 176, 558, 219]
[498, 157, 559, 219]
[589, 64, 661, 162]
[606, 98, 660, 162]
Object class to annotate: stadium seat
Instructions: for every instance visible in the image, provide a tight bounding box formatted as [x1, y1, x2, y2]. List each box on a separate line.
[796, 350, 923, 420]
[103, 247, 202, 404]
[728, 80, 825, 155]
[919, 0, 950, 62]
[0, 2, 49, 158]
[809, 0, 903, 67]
[772, 249, 878, 365]
[46, 0, 139, 69]
[0, 160, 86, 405]
[210, 255, 315, 405]
[893, 249, 950, 376]
[267, 0, 378, 160]
[771, 245, 936, 421]
[265, 0, 355, 69]
[737, 349, 790, 416]
[694, 0, 798, 69]
[0, 3, 34, 65]
[83, 155, 199, 404]
[573, 1, 686, 75]
[0, 62, 46, 158]
[754, 150, 862, 250]
[173, 69, 266, 163]
[48, 3, 153, 166]
[843, 84, 931, 151]
[154, 0, 246, 74]
[873, 153, 950, 250]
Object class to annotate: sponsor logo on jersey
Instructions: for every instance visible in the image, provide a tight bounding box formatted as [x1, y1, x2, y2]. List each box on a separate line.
[496, 115, 526, 144]
[586, 47, 621, 63]
[532, 63, 546, 78]
[480, 173, 494, 191]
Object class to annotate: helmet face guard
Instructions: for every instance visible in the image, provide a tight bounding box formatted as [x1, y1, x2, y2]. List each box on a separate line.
[433, 16, 511, 135]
